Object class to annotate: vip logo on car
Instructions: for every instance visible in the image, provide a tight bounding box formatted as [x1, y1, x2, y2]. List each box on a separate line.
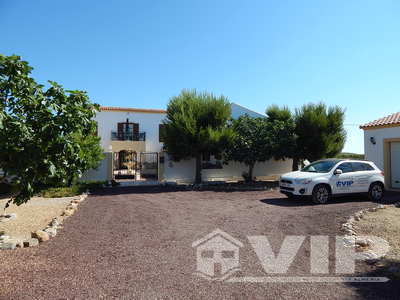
[336, 180, 354, 187]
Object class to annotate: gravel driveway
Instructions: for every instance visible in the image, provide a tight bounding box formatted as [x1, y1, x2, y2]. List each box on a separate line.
[1, 187, 399, 299]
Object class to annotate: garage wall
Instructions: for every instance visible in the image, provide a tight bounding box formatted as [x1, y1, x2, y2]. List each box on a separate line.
[364, 126, 400, 170]
[163, 154, 292, 183]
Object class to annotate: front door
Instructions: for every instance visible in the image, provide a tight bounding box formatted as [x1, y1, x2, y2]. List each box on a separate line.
[391, 142, 400, 189]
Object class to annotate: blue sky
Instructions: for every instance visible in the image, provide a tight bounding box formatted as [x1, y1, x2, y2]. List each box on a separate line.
[2, 0, 399, 153]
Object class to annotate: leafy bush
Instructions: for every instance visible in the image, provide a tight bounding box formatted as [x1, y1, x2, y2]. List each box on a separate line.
[40, 181, 106, 198]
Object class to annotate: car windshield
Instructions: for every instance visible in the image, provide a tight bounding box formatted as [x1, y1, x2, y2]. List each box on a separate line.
[301, 160, 340, 173]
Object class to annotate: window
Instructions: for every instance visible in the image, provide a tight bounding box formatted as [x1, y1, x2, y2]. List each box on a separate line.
[159, 124, 166, 142]
[301, 160, 341, 173]
[117, 121, 139, 140]
[336, 162, 353, 173]
[352, 162, 374, 172]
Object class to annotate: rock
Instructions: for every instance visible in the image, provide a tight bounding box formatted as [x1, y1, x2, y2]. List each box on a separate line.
[66, 203, 78, 210]
[0, 213, 17, 223]
[14, 240, 24, 248]
[44, 227, 57, 237]
[63, 209, 74, 217]
[369, 207, 377, 212]
[359, 251, 379, 260]
[377, 204, 385, 209]
[0, 235, 10, 242]
[345, 229, 356, 236]
[356, 237, 372, 247]
[395, 202, 400, 208]
[347, 217, 355, 224]
[50, 218, 60, 227]
[342, 236, 356, 247]
[23, 238, 39, 247]
[0, 242, 16, 250]
[354, 216, 361, 221]
[32, 230, 50, 242]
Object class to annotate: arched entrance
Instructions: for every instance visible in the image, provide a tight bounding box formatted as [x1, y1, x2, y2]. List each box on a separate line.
[113, 150, 137, 180]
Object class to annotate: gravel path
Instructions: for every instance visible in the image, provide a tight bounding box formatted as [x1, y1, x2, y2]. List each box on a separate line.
[0, 188, 399, 299]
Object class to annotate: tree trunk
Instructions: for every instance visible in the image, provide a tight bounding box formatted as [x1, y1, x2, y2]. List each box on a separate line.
[292, 157, 300, 171]
[248, 163, 255, 182]
[67, 176, 74, 187]
[195, 153, 202, 184]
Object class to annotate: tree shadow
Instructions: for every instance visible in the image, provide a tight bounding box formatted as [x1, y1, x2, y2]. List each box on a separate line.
[260, 193, 397, 207]
[345, 259, 400, 299]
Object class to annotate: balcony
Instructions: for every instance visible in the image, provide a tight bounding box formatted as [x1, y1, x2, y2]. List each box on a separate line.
[111, 131, 146, 141]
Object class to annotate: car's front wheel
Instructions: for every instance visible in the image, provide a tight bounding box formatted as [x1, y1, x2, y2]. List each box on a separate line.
[368, 182, 384, 202]
[312, 184, 330, 204]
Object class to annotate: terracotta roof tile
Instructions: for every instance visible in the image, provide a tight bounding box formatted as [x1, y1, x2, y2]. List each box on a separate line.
[100, 106, 166, 114]
[360, 112, 400, 129]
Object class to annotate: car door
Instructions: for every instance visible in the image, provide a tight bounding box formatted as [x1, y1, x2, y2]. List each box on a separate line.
[351, 162, 373, 192]
[332, 162, 357, 194]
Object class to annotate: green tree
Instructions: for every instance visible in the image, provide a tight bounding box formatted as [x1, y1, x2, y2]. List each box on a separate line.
[266, 103, 346, 170]
[224, 115, 273, 182]
[265, 105, 296, 165]
[0, 54, 102, 206]
[294, 103, 346, 165]
[162, 89, 233, 183]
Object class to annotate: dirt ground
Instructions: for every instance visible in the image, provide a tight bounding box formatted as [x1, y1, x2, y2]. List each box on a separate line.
[356, 206, 400, 261]
[0, 187, 399, 299]
[0, 196, 71, 239]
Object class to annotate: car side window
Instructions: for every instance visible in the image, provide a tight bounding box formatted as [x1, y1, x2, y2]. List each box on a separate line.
[363, 163, 374, 171]
[352, 162, 374, 172]
[336, 162, 353, 173]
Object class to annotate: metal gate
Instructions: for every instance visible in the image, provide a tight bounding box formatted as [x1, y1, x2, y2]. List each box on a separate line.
[139, 152, 159, 180]
[113, 150, 138, 180]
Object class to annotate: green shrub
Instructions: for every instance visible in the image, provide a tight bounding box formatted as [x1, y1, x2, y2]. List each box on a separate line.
[40, 181, 106, 198]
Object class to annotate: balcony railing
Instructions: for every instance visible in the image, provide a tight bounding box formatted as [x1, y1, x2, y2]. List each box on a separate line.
[111, 131, 146, 141]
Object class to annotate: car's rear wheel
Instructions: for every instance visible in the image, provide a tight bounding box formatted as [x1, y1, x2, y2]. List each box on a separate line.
[312, 184, 330, 204]
[368, 182, 384, 202]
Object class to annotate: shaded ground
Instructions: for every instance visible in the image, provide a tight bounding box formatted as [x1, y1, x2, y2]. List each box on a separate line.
[0, 188, 399, 299]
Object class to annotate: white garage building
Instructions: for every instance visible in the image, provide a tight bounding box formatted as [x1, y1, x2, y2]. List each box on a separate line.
[361, 112, 400, 191]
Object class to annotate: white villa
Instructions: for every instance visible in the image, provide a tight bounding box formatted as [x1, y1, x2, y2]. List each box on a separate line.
[82, 103, 292, 183]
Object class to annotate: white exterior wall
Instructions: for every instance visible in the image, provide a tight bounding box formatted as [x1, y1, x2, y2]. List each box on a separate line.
[363, 126, 400, 170]
[80, 152, 113, 182]
[95, 110, 166, 152]
[163, 154, 292, 183]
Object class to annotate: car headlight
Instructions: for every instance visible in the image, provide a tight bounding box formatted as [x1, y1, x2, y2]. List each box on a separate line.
[294, 178, 312, 185]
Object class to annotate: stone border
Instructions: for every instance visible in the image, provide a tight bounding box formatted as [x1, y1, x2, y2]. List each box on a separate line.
[341, 203, 396, 261]
[0, 193, 88, 250]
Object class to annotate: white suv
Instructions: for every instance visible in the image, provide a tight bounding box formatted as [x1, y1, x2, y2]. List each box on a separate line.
[279, 159, 385, 204]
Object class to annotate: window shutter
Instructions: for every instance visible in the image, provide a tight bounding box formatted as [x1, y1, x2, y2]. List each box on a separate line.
[133, 123, 139, 136]
[117, 123, 124, 139]
[159, 124, 166, 142]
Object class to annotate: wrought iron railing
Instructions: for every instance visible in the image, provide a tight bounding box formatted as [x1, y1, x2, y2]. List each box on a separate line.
[111, 131, 146, 141]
